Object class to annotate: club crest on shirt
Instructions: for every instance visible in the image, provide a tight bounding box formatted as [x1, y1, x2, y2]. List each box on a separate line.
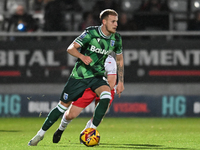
[63, 93, 68, 100]
[110, 40, 115, 46]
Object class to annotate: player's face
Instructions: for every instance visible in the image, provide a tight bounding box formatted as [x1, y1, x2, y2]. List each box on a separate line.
[105, 15, 118, 34]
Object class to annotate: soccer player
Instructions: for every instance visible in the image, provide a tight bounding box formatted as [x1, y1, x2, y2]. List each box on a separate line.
[53, 55, 117, 143]
[28, 9, 124, 146]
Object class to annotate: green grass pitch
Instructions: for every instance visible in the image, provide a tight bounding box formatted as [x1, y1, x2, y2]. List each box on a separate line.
[0, 117, 200, 150]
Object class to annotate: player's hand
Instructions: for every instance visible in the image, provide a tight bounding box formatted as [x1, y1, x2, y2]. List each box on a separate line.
[116, 82, 124, 98]
[80, 55, 92, 65]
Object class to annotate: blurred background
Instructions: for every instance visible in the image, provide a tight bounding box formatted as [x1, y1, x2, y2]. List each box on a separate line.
[1, 0, 200, 118]
[1, 0, 200, 32]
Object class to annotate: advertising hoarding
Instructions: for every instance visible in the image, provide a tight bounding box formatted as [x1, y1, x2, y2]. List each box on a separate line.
[0, 94, 199, 117]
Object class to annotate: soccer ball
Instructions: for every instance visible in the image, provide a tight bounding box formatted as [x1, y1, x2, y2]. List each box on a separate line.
[80, 128, 100, 147]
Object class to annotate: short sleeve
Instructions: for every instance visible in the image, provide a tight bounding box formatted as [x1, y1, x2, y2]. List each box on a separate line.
[75, 30, 91, 47]
[104, 55, 117, 75]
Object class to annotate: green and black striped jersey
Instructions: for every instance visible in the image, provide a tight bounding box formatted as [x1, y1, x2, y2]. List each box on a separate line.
[70, 25, 122, 79]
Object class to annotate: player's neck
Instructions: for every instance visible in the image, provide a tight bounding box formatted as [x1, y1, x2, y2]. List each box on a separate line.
[100, 25, 112, 37]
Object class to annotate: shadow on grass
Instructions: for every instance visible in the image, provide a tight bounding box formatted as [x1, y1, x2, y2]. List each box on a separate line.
[44, 143, 195, 150]
[0, 130, 21, 132]
[52, 142, 196, 150]
[99, 143, 196, 150]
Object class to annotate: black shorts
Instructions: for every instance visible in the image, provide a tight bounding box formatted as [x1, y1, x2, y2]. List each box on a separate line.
[60, 76, 109, 103]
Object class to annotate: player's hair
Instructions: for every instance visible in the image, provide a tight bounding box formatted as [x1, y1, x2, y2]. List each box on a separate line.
[99, 9, 118, 22]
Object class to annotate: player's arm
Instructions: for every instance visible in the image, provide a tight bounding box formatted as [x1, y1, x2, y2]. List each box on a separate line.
[116, 53, 124, 97]
[67, 42, 92, 65]
[107, 74, 117, 90]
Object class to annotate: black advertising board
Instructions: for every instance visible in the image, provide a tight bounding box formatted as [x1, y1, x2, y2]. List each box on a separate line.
[1, 39, 200, 83]
[123, 39, 200, 83]
[0, 40, 73, 83]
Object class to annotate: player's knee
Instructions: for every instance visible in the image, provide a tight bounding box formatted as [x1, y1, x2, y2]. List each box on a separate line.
[65, 111, 77, 120]
[100, 91, 111, 100]
[59, 101, 71, 108]
[56, 102, 68, 113]
[65, 115, 73, 120]
[65, 114, 74, 120]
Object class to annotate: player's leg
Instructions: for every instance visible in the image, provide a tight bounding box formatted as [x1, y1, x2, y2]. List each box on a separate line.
[53, 105, 83, 143]
[82, 89, 114, 131]
[53, 88, 96, 143]
[28, 77, 85, 146]
[28, 101, 71, 146]
[91, 85, 111, 128]
[42, 101, 71, 131]
[83, 88, 115, 131]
